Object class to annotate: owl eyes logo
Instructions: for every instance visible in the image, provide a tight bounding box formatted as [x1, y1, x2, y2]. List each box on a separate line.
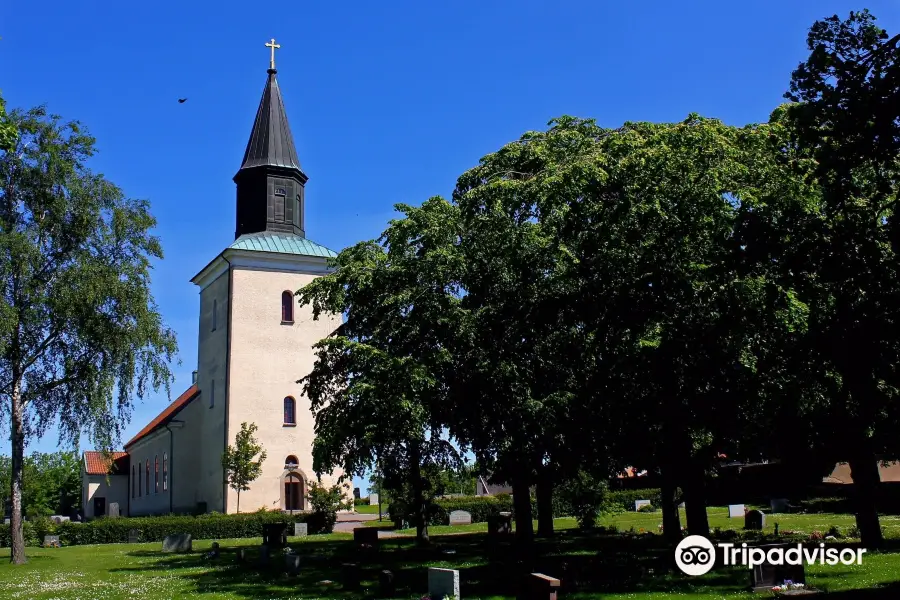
[675, 535, 716, 576]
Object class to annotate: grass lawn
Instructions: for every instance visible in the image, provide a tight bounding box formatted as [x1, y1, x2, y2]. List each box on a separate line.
[353, 504, 388, 515]
[1, 508, 900, 599]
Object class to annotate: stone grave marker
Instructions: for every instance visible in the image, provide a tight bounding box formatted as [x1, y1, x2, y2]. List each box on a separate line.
[749, 543, 806, 591]
[524, 572, 561, 600]
[353, 526, 379, 549]
[634, 499, 652, 511]
[728, 504, 746, 518]
[128, 529, 140, 544]
[236, 548, 247, 562]
[285, 553, 301, 575]
[428, 567, 460, 600]
[108, 503, 120, 518]
[488, 512, 513, 536]
[258, 544, 271, 566]
[369, 493, 379, 506]
[3, 518, 9, 525]
[209, 542, 220, 559]
[379, 569, 396, 596]
[449, 510, 472, 526]
[745, 509, 766, 531]
[771, 498, 790, 513]
[162, 533, 192, 553]
[294, 522, 308, 537]
[43, 535, 60, 548]
[262, 523, 288, 548]
[342, 563, 361, 590]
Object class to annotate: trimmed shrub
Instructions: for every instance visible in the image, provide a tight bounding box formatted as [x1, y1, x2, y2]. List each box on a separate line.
[429, 496, 514, 526]
[0, 511, 322, 548]
[607, 488, 662, 512]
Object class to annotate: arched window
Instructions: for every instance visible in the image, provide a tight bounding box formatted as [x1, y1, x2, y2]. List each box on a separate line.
[285, 455, 299, 468]
[138, 464, 142, 497]
[131, 466, 135, 498]
[154, 455, 159, 493]
[163, 454, 168, 491]
[212, 298, 217, 331]
[281, 291, 294, 323]
[145, 459, 150, 493]
[283, 396, 296, 425]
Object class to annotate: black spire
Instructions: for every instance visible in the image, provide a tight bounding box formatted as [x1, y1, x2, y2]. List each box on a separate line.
[233, 63, 308, 239]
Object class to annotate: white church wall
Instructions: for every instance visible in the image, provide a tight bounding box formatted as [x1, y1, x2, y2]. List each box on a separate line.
[83, 474, 128, 519]
[127, 430, 172, 516]
[224, 263, 345, 514]
[196, 268, 230, 512]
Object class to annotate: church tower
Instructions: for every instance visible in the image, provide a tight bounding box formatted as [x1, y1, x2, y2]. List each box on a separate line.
[188, 40, 345, 514]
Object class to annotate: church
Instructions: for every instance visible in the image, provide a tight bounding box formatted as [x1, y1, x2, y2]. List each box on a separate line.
[80, 42, 344, 519]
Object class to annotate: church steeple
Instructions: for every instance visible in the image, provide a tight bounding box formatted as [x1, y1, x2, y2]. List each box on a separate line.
[233, 39, 307, 239]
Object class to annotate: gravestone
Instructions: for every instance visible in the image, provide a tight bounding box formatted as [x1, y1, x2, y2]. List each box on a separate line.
[285, 553, 301, 575]
[162, 533, 192, 553]
[210, 542, 220, 559]
[262, 523, 288, 548]
[634, 499, 652, 511]
[379, 570, 396, 597]
[749, 543, 806, 591]
[369, 493, 379, 506]
[258, 544, 271, 566]
[678, 502, 685, 508]
[236, 548, 247, 562]
[728, 504, 746, 518]
[745, 509, 766, 531]
[429, 567, 460, 599]
[524, 573, 561, 600]
[449, 510, 472, 526]
[353, 526, 379, 548]
[108, 503, 120, 518]
[128, 529, 140, 544]
[43, 535, 60, 548]
[342, 562, 361, 590]
[294, 522, 308, 537]
[771, 498, 790, 513]
[488, 512, 513, 536]
[3, 518, 9, 525]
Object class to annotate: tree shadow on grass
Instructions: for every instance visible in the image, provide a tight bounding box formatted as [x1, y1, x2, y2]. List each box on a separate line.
[103, 531, 900, 599]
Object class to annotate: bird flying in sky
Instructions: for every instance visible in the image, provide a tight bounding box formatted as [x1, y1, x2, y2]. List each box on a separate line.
[178, 98, 187, 104]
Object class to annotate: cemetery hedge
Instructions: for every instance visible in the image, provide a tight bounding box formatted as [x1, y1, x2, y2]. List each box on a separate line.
[0, 511, 325, 548]
[394, 488, 664, 526]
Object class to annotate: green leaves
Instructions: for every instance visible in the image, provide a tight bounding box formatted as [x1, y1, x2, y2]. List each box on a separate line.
[222, 422, 267, 505]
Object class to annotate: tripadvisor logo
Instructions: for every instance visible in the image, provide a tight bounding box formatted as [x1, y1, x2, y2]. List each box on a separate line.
[675, 535, 867, 576]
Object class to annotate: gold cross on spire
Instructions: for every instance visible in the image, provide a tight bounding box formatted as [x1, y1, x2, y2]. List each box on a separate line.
[265, 38, 281, 70]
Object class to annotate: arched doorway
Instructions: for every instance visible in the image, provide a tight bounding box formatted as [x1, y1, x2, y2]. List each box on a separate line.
[284, 473, 304, 511]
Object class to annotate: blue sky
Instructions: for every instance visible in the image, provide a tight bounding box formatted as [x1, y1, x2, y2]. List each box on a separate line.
[2, 1, 898, 495]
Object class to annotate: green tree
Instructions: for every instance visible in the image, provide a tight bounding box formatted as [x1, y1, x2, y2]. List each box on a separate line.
[0, 93, 15, 152]
[298, 197, 465, 546]
[0, 107, 177, 564]
[222, 421, 267, 513]
[774, 9, 900, 549]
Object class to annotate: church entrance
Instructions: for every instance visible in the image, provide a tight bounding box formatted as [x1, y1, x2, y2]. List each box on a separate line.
[284, 474, 304, 512]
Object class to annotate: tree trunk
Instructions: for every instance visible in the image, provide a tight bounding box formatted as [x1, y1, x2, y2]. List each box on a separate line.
[409, 442, 429, 546]
[849, 449, 883, 549]
[684, 458, 709, 538]
[10, 379, 26, 564]
[660, 464, 682, 544]
[236, 490, 240, 514]
[535, 467, 554, 538]
[512, 475, 534, 548]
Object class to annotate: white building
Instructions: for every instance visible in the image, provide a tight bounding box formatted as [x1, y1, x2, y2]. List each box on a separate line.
[81, 50, 344, 518]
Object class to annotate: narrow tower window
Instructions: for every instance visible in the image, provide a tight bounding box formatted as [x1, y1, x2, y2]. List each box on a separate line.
[132, 466, 135, 498]
[155, 455, 159, 493]
[282, 291, 294, 323]
[145, 459, 150, 494]
[163, 454, 168, 491]
[210, 379, 215, 409]
[212, 299, 217, 331]
[284, 396, 296, 425]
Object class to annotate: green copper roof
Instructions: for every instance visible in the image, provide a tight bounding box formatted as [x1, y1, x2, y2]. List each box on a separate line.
[230, 232, 337, 258]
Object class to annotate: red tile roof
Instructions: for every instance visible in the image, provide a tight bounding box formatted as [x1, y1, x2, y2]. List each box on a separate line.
[83, 451, 130, 475]
[124, 385, 200, 449]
